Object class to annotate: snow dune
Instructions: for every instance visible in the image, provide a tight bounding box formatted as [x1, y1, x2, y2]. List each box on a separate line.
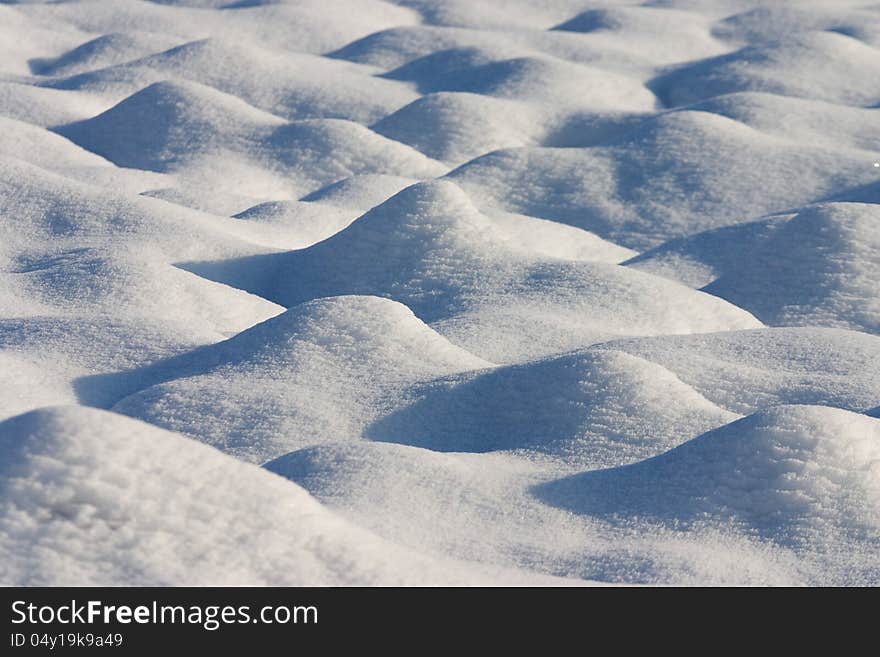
[537, 405, 880, 583]
[448, 110, 877, 249]
[591, 328, 880, 414]
[628, 203, 880, 334]
[57, 79, 445, 198]
[48, 37, 420, 124]
[112, 295, 491, 464]
[0, 406, 560, 586]
[266, 439, 809, 585]
[650, 31, 880, 108]
[1, 0, 879, 585]
[185, 180, 760, 362]
[367, 348, 737, 468]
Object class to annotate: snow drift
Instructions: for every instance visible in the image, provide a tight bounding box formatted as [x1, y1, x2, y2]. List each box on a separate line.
[1, 0, 879, 586]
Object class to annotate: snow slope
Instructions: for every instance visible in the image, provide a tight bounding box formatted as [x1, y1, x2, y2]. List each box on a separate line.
[628, 203, 880, 333]
[1, 0, 879, 586]
[184, 180, 760, 362]
[0, 406, 560, 585]
[536, 406, 880, 583]
[367, 349, 737, 468]
[112, 295, 491, 464]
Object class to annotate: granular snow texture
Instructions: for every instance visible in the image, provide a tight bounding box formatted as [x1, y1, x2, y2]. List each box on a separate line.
[0, 0, 878, 586]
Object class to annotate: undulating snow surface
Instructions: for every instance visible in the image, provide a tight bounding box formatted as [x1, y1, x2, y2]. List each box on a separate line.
[0, 0, 878, 586]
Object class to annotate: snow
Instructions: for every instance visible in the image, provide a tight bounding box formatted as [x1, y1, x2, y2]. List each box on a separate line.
[628, 203, 880, 334]
[58, 79, 445, 198]
[265, 440, 809, 585]
[650, 31, 880, 107]
[112, 295, 492, 464]
[591, 328, 880, 414]
[0, 406, 562, 585]
[367, 349, 738, 468]
[536, 405, 880, 583]
[182, 180, 760, 362]
[448, 110, 878, 249]
[1, 0, 879, 586]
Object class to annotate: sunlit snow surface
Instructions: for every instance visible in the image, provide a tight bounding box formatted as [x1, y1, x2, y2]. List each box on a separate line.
[1, 0, 879, 586]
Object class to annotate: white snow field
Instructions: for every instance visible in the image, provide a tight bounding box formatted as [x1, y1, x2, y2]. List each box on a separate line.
[0, 1, 878, 586]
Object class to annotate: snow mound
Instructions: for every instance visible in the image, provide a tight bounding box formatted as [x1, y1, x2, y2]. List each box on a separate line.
[267, 439, 806, 585]
[0, 316, 215, 419]
[537, 405, 880, 562]
[448, 110, 877, 249]
[592, 328, 880, 415]
[9, 246, 282, 339]
[5, 0, 879, 586]
[650, 31, 880, 108]
[300, 174, 419, 210]
[185, 180, 760, 362]
[0, 353, 77, 421]
[51, 37, 419, 124]
[713, 5, 880, 49]
[57, 79, 444, 197]
[394, 0, 583, 31]
[26, 0, 420, 60]
[331, 21, 691, 72]
[263, 119, 446, 196]
[372, 92, 543, 165]
[0, 5, 84, 77]
[369, 349, 736, 468]
[629, 203, 880, 334]
[0, 406, 555, 585]
[0, 115, 111, 176]
[386, 52, 656, 112]
[30, 32, 184, 77]
[680, 92, 880, 153]
[552, 6, 727, 64]
[113, 295, 491, 463]
[56, 79, 286, 171]
[140, 185, 278, 217]
[232, 200, 356, 250]
[0, 156, 271, 261]
[0, 81, 108, 127]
